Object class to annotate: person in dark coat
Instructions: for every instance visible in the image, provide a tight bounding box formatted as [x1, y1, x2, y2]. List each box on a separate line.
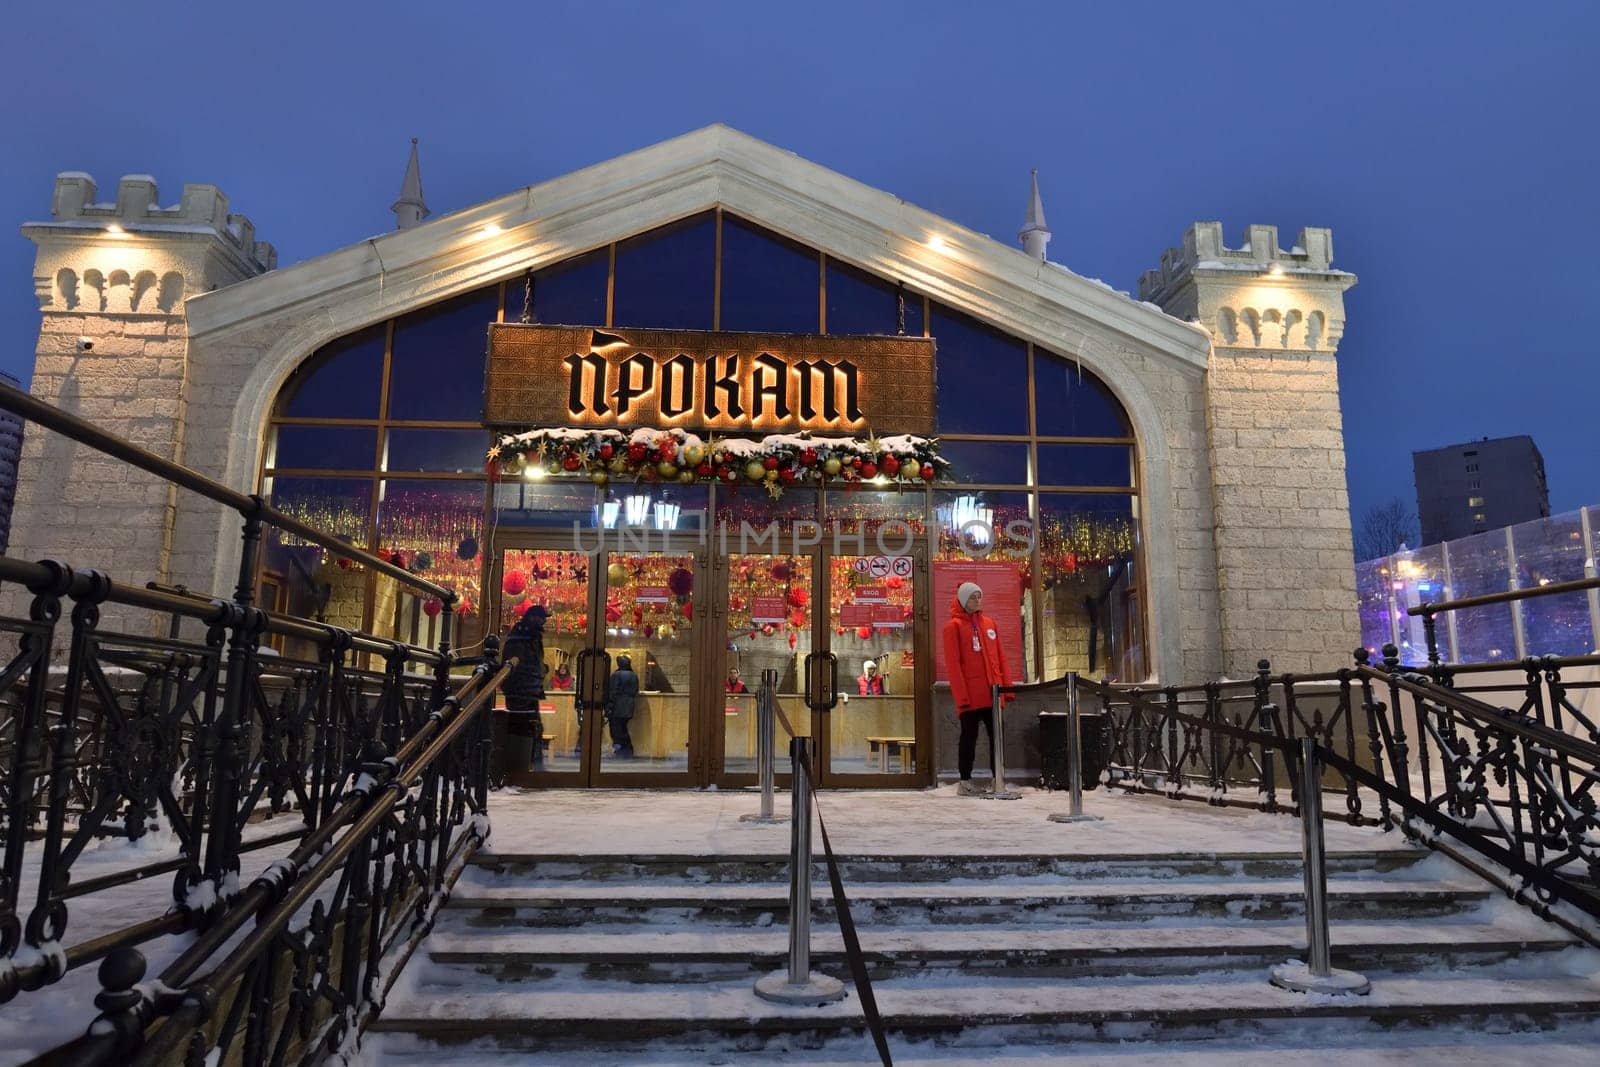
[502, 605, 549, 767]
[643, 653, 673, 693]
[606, 654, 639, 759]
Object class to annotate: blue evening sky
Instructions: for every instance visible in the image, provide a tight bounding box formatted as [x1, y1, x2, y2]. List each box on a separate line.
[2, 1, 1595, 527]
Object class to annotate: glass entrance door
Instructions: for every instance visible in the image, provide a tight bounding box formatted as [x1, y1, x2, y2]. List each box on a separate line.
[488, 541, 595, 785]
[590, 540, 702, 783]
[821, 546, 929, 783]
[713, 551, 818, 783]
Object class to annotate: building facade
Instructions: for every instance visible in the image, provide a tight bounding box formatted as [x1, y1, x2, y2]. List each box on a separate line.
[1413, 434, 1550, 545]
[10, 126, 1360, 786]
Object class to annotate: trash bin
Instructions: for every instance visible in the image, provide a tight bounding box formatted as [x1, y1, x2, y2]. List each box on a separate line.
[1038, 710, 1109, 791]
[504, 708, 540, 775]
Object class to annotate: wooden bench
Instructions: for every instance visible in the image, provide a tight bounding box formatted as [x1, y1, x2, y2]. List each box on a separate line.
[865, 735, 916, 774]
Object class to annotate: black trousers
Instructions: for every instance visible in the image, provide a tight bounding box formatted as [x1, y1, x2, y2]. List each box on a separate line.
[608, 715, 633, 755]
[958, 709, 995, 780]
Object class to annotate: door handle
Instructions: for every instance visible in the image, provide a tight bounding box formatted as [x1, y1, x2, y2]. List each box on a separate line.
[804, 650, 839, 712]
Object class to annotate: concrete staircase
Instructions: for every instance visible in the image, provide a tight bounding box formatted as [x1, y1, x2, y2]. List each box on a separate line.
[366, 843, 1600, 1063]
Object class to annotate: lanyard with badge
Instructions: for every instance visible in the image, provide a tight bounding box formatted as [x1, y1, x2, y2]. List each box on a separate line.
[970, 614, 982, 652]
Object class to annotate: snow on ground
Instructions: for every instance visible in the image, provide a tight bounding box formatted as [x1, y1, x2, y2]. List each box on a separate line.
[480, 785, 1413, 858]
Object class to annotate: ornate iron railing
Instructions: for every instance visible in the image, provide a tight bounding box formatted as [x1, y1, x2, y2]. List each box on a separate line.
[1082, 644, 1600, 939]
[1083, 661, 1384, 826]
[51, 641, 511, 1066]
[0, 378, 481, 1063]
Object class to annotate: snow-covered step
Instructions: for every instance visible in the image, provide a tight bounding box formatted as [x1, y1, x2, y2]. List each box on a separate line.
[469, 847, 1432, 884]
[440, 877, 1489, 927]
[421, 914, 1576, 981]
[371, 969, 1600, 1054]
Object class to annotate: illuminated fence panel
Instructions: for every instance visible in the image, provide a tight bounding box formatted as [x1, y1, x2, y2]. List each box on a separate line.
[1356, 504, 1600, 664]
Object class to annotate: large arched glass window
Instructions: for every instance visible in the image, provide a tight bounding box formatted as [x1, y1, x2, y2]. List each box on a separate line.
[262, 210, 1145, 679]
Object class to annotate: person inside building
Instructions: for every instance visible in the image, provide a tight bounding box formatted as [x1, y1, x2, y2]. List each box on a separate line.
[725, 665, 747, 693]
[942, 581, 1012, 797]
[548, 655, 574, 691]
[502, 604, 550, 770]
[606, 654, 638, 759]
[643, 652, 674, 693]
[858, 659, 886, 695]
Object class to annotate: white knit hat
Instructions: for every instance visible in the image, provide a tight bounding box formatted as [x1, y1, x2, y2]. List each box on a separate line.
[957, 582, 982, 610]
[862, 659, 877, 673]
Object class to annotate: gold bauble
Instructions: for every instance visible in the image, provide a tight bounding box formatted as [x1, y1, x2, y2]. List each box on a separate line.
[500, 451, 526, 476]
[822, 457, 842, 476]
[607, 562, 627, 585]
[657, 461, 678, 478]
[683, 444, 706, 467]
[608, 456, 628, 474]
[764, 469, 779, 482]
[744, 460, 766, 482]
[677, 470, 696, 484]
[590, 470, 608, 486]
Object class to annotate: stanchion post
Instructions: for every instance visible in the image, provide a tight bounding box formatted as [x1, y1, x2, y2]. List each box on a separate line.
[1269, 738, 1370, 996]
[740, 668, 785, 825]
[755, 738, 844, 1004]
[985, 684, 1021, 800]
[1049, 671, 1102, 824]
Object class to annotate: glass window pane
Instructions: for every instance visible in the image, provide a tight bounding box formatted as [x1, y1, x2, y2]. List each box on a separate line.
[825, 258, 922, 337]
[259, 476, 373, 641]
[375, 479, 486, 638]
[386, 429, 490, 474]
[1356, 559, 1392, 658]
[1511, 512, 1592, 657]
[716, 485, 818, 527]
[933, 489, 1033, 682]
[1037, 444, 1134, 488]
[1444, 530, 1516, 662]
[278, 325, 385, 419]
[612, 214, 715, 330]
[1036, 493, 1143, 681]
[719, 216, 819, 334]
[268, 425, 377, 471]
[1387, 545, 1446, 661]
[932, 305, 1027, 434]
[937, 440, 1029, 485]
[493, 478, 603, 528]
[387, 285, 498, 422]
[525, 248, 608, 326]
[824, 489, 928, 539]
[1034, 350, 1131, 438]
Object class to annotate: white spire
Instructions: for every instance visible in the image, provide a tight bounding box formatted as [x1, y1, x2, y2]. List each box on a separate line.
[1018, 168, 1051, 261]
[391, 138, 429, 230]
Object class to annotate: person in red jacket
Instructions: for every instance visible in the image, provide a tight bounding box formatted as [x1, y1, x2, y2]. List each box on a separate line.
[942, 581, 1011, 796]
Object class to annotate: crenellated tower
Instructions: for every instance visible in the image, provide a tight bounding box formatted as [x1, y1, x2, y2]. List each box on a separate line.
[1141, 222, 1359, 675]
[10, 174, 274, 618]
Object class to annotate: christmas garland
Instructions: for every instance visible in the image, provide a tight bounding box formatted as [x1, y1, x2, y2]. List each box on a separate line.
[488, 428, 947, 499]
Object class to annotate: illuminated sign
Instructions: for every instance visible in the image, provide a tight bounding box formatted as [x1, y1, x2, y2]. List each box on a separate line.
[484, 324, 936, 434]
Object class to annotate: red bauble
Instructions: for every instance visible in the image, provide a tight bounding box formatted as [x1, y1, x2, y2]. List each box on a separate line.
[761, 623, 776, 636]
[919, 463, 936, 481]
[336, 558, 353, 571]
[799, 448, 818, 466]
[788, 632, 798, 650]
[836, 626, 846, 636]
[503, 570, 528, 597]
[860, 461, 878, 479]
[779, 468, 797, 484]
[881, 454, 901, 476]
[667, 567, 694, 597]
[720, 468, 738, 483]
[696, 462, 713, 477]
[788, 608, 807, 628]
[770, 562, 791, 580]
[454, 598, 474, 616]
[855, 624, 873, 640]
[683, 601, 693, 621]
[626, 442, 647, 463]
[599, 444, 615, 460]
[561, 454, 582, 472]
[851, 457, 862, 468]
[787, 587, 808, 608]
[762, 456, 779, 471]
[884, 575, 904, 590]
[422, 598, 442, 617]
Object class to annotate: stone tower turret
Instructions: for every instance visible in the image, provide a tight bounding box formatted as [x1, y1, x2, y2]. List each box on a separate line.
[10, 174, 274, 621]
[1140, 223, 1359, 675]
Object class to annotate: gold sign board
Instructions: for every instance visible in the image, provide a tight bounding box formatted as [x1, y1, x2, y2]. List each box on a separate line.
[484, 323, 936, 435]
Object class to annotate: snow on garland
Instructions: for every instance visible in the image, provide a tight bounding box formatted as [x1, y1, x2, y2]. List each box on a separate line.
[488, 428, 948, 499]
